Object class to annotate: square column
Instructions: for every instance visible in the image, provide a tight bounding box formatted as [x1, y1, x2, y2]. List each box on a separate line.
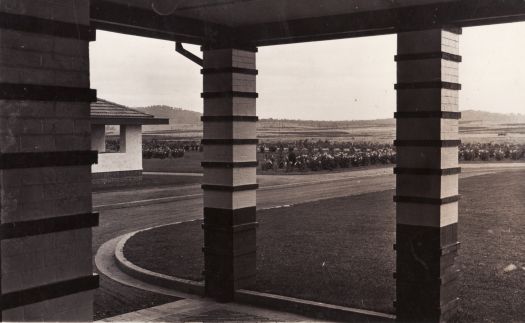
[0, 1, 98, 321]
[201, 47, 258, 301]
[394, 28, 462, 322]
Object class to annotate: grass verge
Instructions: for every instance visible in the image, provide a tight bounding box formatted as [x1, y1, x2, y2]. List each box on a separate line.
[92, 174, 201, 192]
[143, 151, 202, 173]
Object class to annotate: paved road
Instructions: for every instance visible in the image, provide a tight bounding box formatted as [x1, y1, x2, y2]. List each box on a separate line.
[93, 165, 520, 248]
[92, 164, 523, 319]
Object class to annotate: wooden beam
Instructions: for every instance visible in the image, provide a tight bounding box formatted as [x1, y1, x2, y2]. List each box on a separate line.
[90, 117, 169, 125]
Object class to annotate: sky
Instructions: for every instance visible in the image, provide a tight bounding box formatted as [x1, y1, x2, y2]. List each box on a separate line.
[90, 22, 525, 121]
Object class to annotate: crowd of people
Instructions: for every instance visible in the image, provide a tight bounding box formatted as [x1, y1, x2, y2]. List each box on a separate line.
[259, 140, 525, 172]
[141, 140, 201, 159]
[459, 143, 525, 161]
[259, 141, 396, 171]
[137, 139, 525, 170]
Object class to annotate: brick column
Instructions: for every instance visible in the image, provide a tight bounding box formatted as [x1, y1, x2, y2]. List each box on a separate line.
[394, 28, 461, 322]
[0, 1, 98, 321]
[201, 47, 258, 301]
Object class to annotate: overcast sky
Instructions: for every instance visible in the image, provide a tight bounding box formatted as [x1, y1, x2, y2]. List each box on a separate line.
[91, 22, 525, 121]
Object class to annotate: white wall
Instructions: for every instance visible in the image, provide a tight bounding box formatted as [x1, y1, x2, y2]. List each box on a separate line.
[91, 124, 106, 152]
[92, 125, 143, 173]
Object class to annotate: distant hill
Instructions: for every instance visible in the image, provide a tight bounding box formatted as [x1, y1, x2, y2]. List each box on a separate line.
[258, 118, 394, 129]
[135, 105, 525, 127]
[461, 110, 525, 124]
[136, 105, 202, 124]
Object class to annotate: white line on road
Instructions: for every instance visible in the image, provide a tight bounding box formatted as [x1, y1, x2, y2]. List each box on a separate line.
[144, 172, 203, 177]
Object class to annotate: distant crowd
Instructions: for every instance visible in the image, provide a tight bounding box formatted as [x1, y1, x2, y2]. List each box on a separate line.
[141, 140, 201, 159]
[109, 139, 525, 170]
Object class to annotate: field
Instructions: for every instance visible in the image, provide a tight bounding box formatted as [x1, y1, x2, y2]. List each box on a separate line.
[142, 117, 525, 144]
[124, 170, 525, 322]
[143, 151, 202, 173]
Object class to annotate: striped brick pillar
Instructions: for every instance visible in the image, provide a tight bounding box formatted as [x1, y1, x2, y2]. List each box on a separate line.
[201, 47, 258, 301]
[394, 28, 461, 322]
[0, 1, 98, 321]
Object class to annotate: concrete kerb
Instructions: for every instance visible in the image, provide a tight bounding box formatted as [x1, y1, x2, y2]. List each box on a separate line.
[115, 222, 396, 322]
[114, 221, 205, 296]
[236, 290, 395, 322]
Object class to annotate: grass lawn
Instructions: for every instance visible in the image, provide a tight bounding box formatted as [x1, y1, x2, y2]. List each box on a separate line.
[143, 152, 393, 176]
[124, 170, 525, 322]
[142, 151, 525, 176]
[92, 174, 201, 192]
[143, 151, 203, 173]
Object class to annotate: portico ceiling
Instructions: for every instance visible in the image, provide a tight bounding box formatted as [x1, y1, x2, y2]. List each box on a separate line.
[96, 0, 456, 27]
[90, 0, 525, 46]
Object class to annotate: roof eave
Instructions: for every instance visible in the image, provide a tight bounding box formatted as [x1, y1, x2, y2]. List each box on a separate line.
[90, 117, 170, 125]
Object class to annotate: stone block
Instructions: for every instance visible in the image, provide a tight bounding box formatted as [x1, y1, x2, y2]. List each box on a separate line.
[397, 88, 459, 113]
[396, 118, 459, 141]
[203, 145, 256, 163]
[396, 146, 458, 169]
[203, 121, 256, 140]
[1, 305, 25, 321]
[0, 134, 20, 152]
[203, 97, 256, 116]
[398, 29, 459, 55]
[56, 165, 91, 184]
[16, 101, 56, 118]
[53, 195, 92, 217]
[203, 167, 256, 187]
[19, 134, 55, 152]
[0, 29, 54, 52]
[53, 38, 89, 58]
[0, 65, 22, 83]
[53, 69, 90, 87]
[203, 190, 256, 209]
[397, 59, 459, 84]
[54, 134, 91, 150]
[203, 73, 256, 92]
[0, 169, 23, 187]
[74, 118, 91, 134]
[43, 118, 76, 134]
[55, 102, 90, 118]
[396, 173, 459, 199]
[0, 47, 89, 73]
[203, 48, 255, 69]
[1, 198, 55, 223]
[43, 181, 90, 200]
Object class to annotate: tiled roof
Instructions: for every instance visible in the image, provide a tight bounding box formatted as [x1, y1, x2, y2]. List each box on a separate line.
[91, 98, 154, 119]
[90, 99, 169, 125]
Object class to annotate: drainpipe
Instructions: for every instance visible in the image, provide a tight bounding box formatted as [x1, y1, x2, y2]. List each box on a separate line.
[175, 42, 203, 66]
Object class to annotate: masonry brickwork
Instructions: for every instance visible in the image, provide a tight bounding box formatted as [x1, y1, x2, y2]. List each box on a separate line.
[201, 48, 258, 301]
[394, 28, 462, 322]
[0, 1, 97, 321]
